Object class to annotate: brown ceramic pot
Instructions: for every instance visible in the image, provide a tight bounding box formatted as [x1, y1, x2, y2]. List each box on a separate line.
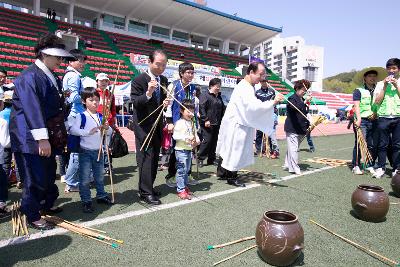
[351, 184, 389, 222]
[255, 210, 304, 266]
[391, 172, 400, 197]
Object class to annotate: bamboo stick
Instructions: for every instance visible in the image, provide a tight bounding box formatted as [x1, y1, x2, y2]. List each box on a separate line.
[45, 215, 106, 234]
[97, 61, 122, 161]
[11, 202, 16, 235]
[267, 82, 326, 137]
[144, 72, 194, 116]
[44, 216, 123, 245]
[138, 103, 164, 125]
[140, 107, 164, 151]
[207, 236, 255, 250]
[213, 245, 257, 266]
[310, 220, 398, 266]
[105, 137, 115, 203]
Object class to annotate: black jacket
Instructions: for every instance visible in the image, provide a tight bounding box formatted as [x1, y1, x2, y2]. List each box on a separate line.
[284, 93, 310, 135]
[130, 73, 168, 146]
[199, 91, 225, 126]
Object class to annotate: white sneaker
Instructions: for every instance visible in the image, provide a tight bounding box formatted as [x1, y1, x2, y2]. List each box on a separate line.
[352, 166, 363, 175]
[373, 168, 385, 179]
[392, 169, 399, 177]
[60, 175, 66, 183]
[365, 167, 375, 175]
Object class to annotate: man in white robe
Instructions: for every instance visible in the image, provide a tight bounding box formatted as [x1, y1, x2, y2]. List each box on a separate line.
[216, 62, 283, 186]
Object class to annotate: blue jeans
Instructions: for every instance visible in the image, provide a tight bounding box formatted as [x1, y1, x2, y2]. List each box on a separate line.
[306, 133, 314, 150]
[175, 150, 192, 193]
[79, 148, 107, 203]
[352, 119, 378, 167]
[0, 164, 7, 203]
[64, 152, 79, 187]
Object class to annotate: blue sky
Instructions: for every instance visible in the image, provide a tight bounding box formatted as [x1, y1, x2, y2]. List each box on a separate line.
[207, 0, 399, 78]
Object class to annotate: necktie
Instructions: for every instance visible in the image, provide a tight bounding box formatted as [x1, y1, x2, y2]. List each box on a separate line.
[154, 76, 161, 104]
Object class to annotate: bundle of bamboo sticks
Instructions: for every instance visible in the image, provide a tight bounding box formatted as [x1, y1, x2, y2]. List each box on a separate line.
[308, 115, 326, 133]
[355, 126, 373, 166]
[299, 115, 326, 144]
[11, 201, 29, 236]
[43, 215, 123, 248]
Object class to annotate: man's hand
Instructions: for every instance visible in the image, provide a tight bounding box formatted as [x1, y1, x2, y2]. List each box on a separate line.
[274, 93, 285, 105]
[146, 80, 158, 97]
[355, 119, 361, 128]
[167, 123, 174, 133]
[38, 139, 51, 157]
[205, 121, 211, 128]
[162, 99, 170, 108]
[391, 77, 398, 89]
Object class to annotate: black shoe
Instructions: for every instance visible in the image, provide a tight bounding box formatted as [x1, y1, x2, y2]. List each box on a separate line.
[140, 194, 161, 205]
[97, 196, 114, 205]
[82, 202, 94, 213]
[153, 190, 162, 197]
[0, 207, 11, 219]
[29, 221, 55, 230]
[227, 178, 246, 187]
[198, 160, 204, 168]
[41, 206, 63, 215]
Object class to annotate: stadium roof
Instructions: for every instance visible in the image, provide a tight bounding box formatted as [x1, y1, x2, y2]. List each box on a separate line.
[49, 0, 282, 46]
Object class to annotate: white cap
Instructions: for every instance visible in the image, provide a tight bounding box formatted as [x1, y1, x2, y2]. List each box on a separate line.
[41, 47, 75, 60]
[0, 90, 13, 102]
[96, 73, 109, 81]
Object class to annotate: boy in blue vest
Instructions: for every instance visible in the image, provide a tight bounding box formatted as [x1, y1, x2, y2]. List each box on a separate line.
[69, 87, 113, 213]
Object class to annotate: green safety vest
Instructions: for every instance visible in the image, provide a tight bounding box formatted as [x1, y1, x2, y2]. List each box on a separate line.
[376, 84, 400, 117]
[357, 87, 375, 118]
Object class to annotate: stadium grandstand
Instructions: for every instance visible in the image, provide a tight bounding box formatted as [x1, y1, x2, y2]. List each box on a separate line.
[0, 0, 353, 113]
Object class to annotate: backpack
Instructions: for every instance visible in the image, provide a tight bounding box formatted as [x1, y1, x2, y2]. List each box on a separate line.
[67, 113, 103, 153]
[67, 112, 104, 153]
[67, 113, 86, 153]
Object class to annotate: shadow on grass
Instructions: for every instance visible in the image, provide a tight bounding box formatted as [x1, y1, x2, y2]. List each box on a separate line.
[388, 191, 400, 198]
[256, 250, 305, 266]
[0, 235, 72, 267]
[53, 189, 139, 222]
[349, 210, 387, 223]
[103, 165, 137, 186]
[239, 171, 286, 187]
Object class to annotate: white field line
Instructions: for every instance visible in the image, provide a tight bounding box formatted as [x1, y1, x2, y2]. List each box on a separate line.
[0, 166, 335, 248]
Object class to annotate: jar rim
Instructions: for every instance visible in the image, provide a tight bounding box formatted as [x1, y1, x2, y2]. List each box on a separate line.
[357, 184, 384, 192]
[263, 210, 298, 224]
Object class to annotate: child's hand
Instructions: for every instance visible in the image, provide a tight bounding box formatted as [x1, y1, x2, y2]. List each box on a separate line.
[89, 127, 99, 135]
[101, 122, 110, 131]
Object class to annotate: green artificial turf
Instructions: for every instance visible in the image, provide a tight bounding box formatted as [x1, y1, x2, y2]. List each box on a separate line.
[1, 134, 399, 267]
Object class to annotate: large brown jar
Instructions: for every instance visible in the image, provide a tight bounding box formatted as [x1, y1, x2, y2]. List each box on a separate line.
[391, 172, 400, 197]
[255, 210, 304, 266]
[351, 184, 389, 222]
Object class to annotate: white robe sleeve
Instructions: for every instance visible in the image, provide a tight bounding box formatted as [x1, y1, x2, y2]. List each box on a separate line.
[234, 82, 275, 135]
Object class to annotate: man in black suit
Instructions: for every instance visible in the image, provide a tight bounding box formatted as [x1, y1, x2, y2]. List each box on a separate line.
[130, 50, 169, 205]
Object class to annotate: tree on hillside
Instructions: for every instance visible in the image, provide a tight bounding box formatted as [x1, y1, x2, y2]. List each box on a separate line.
[323, 79, 357, 94]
